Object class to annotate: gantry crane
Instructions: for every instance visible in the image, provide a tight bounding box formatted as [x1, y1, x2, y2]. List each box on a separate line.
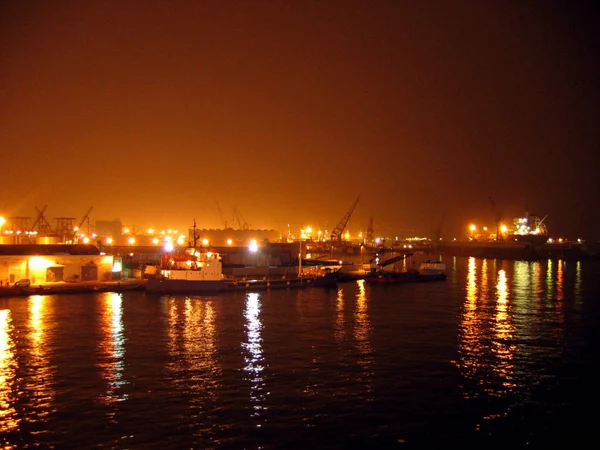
[330, 196, 360, 241]
[31, 205, 54, 235]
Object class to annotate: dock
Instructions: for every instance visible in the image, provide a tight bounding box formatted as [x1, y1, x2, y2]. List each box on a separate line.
[0, 279, 146, 297]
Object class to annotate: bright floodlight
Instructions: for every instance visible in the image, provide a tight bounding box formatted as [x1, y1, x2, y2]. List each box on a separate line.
[249, 239, 258, 252]
[164, 242, 174, 252]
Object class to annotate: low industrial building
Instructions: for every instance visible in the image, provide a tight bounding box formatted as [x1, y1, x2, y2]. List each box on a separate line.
[0, 244, 121, 286]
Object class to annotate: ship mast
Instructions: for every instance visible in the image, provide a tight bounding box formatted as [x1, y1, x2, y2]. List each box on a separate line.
[192, 219, 198, 248]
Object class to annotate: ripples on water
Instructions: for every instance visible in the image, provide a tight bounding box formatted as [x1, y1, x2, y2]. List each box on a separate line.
[1, 257, 598, 449]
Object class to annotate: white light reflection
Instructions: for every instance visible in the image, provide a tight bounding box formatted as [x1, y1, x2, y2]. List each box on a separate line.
[98, 293, 128, 409]
[243, 292, 267, 423]
[0, 309, 19, 435]
[26, 295, 56, 422]
[353, 279, 374, 398]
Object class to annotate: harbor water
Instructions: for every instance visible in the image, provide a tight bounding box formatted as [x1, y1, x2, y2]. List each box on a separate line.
[1, 256, 598, 449]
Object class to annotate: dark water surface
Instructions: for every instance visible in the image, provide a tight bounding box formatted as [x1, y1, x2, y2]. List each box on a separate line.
[1, 257, 599, 449]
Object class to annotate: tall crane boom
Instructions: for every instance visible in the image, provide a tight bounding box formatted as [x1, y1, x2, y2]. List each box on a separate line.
[330, 196, 360, 241]
[215, 202, 229, 229]
[233, 207, 250, 230]
[77, 207, 93, 231]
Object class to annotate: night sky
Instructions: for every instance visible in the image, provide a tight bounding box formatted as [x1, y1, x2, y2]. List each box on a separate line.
[2, 1, 599, 240]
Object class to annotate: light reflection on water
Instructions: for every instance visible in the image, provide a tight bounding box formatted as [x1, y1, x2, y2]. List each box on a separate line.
[0, 309, 18, 435]
[0, 256, 595, 448]
[165, 295, 221, 409]
[26, 295, 56, 422]
[98, 293, 128, 410]
[575, 260, 582, 302]
[334, 287, 345, 344]
[353, 280, 374, 398]
[492, 269, 516, 396]
[243, 292, 266, 423]
[456, 256, 583, 427]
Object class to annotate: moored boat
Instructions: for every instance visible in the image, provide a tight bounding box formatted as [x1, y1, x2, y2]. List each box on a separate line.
[145, 220, 341, 294]
[145, 247, 229, 293]
[364, 260, 447, 284]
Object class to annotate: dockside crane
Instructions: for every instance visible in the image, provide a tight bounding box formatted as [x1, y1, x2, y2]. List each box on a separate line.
[330, 196, 360, 241]
[233, 207, 250, 230]
[76, 207, 93, 235]
[216, 202, 230, 229]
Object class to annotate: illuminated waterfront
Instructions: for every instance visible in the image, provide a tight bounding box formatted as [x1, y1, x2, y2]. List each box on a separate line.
[0, 257, 598, 448]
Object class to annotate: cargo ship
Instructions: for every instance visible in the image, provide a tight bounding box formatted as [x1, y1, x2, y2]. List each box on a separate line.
[434, 212, 549, 260]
